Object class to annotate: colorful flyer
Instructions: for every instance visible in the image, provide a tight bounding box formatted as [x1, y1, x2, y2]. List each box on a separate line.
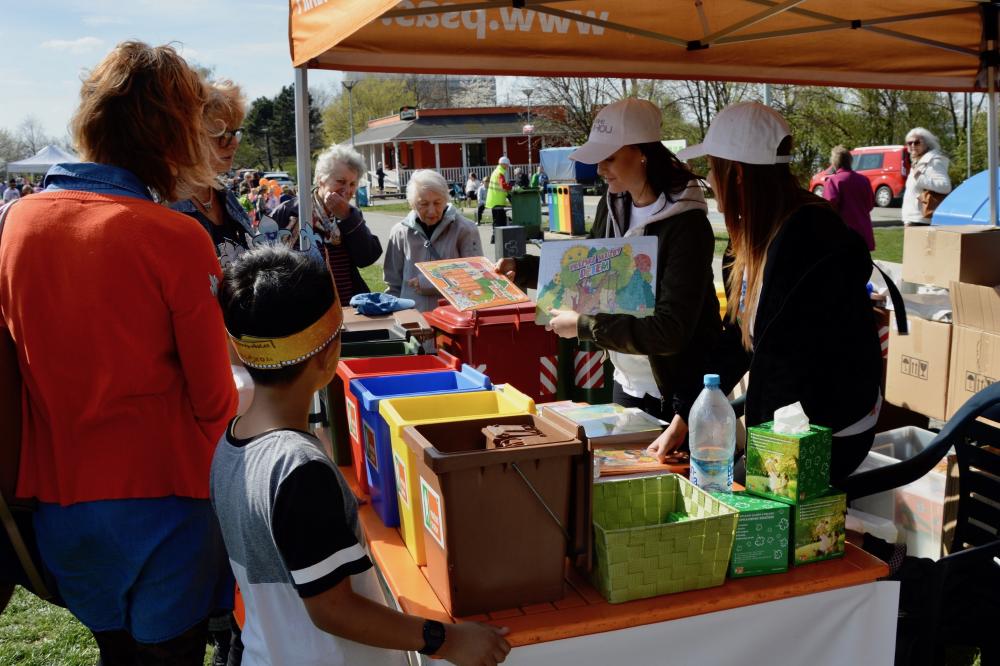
[535, 237, 657, 325]
[414, 256, 529, 311]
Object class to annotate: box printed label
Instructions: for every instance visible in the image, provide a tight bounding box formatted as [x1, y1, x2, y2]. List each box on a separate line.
[346, 395, 359, 442]
[363, 421, 378, 472]
[420, 478, 445, 549]
[393, 450, 409, 507]
[901, 355, 929, 380]
[963, 370, 996, 393]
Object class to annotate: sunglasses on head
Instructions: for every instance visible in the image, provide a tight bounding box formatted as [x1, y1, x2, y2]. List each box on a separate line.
[217, 128, 243, 148]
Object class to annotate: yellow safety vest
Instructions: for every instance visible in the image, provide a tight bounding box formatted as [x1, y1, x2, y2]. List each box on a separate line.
[485, 165, 510, 208]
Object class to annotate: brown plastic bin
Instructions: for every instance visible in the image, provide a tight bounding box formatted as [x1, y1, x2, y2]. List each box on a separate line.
[401, 414, 584, 616]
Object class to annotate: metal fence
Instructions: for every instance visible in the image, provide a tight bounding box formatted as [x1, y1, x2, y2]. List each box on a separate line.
[382, 164, 533, 191]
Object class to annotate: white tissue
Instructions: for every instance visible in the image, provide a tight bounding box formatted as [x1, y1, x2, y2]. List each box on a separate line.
[773, 401, 810, 435]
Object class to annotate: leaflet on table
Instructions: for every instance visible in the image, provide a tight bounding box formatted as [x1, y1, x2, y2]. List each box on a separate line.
[548, 403, 666, 438]
[535, 236, 658, 325]
[414, 256, 530, 312]
[595, 448, 689, 477]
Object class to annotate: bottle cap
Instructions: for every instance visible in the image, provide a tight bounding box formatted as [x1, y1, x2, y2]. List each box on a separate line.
[704, 373, 720, 388]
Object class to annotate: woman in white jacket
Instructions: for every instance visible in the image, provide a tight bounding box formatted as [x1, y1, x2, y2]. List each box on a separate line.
[383, 169, 482, 311]
[902, 127, 952, 225]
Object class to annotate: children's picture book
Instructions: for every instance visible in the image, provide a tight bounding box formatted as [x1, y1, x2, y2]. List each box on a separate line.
[548, 403, 665, 439]
[594, 448, 690, 477]
[415, 256, 529, 311]
[534, 237, 657, 325]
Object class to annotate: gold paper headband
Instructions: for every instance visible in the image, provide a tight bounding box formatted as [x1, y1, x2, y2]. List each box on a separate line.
[229, 304, 343, 369]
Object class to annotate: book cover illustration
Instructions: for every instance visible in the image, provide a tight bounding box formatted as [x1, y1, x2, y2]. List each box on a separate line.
[595, 449, 690, 477]
[549, 403, 665, 438]
[535, 237, 657, 325]
[415, 256, 529, 311]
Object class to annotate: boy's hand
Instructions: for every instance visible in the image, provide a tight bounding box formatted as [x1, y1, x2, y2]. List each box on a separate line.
[438, 622, 510, 666]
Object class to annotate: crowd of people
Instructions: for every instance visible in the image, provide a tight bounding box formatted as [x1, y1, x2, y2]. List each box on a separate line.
[0, 36, 962, 666]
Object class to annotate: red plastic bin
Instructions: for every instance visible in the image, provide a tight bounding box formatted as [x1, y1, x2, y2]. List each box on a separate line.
[336, 351, 461, 493]
[423, 302, 560, 404]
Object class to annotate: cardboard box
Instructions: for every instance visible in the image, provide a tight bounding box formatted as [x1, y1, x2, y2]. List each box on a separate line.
[711, 491, 790, 578]
[885, 316, 952, 420]
[745, 423, 832, 504]
[791, 491, 847, 566]
[946, 282, 1000, 418]
[902, 225, 1000, 289]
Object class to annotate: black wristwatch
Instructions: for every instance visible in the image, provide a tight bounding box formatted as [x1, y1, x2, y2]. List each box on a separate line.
[419, 619, 446, 655]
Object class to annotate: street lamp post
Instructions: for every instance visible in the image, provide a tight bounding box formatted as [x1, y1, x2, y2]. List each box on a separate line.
[342, 79, 357, 147]
[523, 87, 534, 174]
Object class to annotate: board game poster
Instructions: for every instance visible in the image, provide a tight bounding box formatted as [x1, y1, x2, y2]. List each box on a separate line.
[415, 256, 529, 311]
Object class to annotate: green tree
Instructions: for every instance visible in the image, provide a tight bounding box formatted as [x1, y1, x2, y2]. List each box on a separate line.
[322, 77, 416, 145]
[270, 84, 324, 168]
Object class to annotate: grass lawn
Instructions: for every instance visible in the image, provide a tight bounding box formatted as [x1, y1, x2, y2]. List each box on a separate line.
[873, 227, 904, 263]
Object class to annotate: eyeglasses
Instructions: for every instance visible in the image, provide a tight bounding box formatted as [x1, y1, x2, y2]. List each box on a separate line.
[905, 139, 922, 146]
[217, 128, 243, 148]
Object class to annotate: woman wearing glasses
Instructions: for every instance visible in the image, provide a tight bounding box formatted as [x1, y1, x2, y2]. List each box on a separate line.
[172, 80, 256, 269]
[901, 127, 951, 226]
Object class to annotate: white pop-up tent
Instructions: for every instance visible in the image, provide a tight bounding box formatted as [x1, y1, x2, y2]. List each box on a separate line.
[6, 145, 79, 175]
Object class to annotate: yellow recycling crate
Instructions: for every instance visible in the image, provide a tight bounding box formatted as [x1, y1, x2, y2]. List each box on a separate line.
[379, 384, 536, 566]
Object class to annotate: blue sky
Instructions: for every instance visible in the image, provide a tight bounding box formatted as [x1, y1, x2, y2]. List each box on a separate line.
[1, 0, 345, 140]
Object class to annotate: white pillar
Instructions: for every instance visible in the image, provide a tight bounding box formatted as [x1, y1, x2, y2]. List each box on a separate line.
[393, 141, 401, 190]
[293, 67, 312, 234]
[502, 136, 508, 157]
[434, 143, 441, 170]
[461, 142, 468, 174]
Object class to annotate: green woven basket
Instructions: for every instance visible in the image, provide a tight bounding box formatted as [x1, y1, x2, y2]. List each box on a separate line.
[591, 474, 738, 603]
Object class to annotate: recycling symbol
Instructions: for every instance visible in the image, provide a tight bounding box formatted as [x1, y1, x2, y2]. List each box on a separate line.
[778, 518, 788, 530]
[756, 523, 763, 531]
[774, 550, 784, 559]
[755, 536, 765, 547]
[767, 536, 774, 544]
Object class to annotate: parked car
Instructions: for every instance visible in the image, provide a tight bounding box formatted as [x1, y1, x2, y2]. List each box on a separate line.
[262, 171, 294, 189]
[808, 145, 910, 208]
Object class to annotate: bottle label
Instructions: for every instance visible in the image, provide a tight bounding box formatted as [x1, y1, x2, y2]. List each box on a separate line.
[690, 457, 733, 492]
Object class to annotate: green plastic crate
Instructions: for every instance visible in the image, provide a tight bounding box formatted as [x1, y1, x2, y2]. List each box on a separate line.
[591, 474, 738, 603]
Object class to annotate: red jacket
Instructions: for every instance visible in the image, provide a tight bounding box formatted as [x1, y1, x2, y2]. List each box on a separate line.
[0, 190, 237, 505]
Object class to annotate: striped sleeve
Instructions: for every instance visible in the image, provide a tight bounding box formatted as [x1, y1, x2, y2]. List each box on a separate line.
[272, 461, 372, 598]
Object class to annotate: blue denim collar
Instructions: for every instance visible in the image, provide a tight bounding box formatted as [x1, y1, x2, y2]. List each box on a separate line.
[43, 163, 154, 202]
[171, 189, 255, 237]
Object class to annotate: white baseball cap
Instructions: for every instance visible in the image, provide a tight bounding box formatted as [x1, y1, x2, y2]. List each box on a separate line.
[499, 156, 511, 166]
[569, 98, 662, 165]
[677, 102, 792, 165]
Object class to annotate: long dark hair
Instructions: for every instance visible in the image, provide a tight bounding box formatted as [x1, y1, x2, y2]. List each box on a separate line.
[635, 141, 701, 202]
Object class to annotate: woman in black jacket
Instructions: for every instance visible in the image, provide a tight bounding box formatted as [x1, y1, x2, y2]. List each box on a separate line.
[650, 102, 882, 482]
[501, 98, 720, 422]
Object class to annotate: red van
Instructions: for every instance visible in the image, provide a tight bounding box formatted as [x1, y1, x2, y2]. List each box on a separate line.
[808, 145, 911, 208]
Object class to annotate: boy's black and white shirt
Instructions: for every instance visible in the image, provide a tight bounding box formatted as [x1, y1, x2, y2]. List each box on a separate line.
[210, 422, 401, 666]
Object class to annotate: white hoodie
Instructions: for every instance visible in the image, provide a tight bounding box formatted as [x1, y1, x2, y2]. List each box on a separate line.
[603, 183, 708, 399]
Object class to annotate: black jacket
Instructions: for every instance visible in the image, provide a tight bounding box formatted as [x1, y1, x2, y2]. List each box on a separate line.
[517, 190, 721, 415]
[683, 202, 881, 478]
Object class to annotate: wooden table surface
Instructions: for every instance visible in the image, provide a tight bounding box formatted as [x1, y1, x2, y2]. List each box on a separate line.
[342, 466, 890, 648]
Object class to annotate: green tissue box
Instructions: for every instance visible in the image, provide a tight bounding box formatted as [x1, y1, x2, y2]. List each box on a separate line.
[711, 491, 790, 578]
[746, 422, 832, 504]
[791, 491, 847, 566]
[591, 474, 738, 604]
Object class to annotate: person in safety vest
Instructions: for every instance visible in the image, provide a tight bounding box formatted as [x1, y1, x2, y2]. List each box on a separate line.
[485, 155, 513, 240]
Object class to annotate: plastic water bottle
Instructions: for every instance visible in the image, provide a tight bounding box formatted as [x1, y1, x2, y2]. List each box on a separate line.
[688, 374, 736, 492]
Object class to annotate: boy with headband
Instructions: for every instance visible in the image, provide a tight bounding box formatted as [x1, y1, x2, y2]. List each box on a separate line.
[211, 245, 510, 666]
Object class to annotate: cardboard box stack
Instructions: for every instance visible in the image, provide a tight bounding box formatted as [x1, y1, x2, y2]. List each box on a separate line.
[887, 225, 1000, 419]
[946, 282, 1000, 418]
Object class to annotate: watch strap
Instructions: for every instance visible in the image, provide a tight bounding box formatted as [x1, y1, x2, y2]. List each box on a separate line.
[419, 619, 446, 656]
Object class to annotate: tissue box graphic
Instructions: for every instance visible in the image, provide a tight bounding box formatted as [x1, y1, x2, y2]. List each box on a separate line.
[746, 422, 832, 505]
[791, 490, 847, 566]
[711, 491, 790, 578]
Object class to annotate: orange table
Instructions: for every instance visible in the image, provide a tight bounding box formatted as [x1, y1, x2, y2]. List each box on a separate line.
[341, 467, 900, 665]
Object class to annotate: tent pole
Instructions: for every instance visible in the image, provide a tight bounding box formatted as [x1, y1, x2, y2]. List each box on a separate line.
[294, 67, 313, 235]
[990, 70, 998, 226]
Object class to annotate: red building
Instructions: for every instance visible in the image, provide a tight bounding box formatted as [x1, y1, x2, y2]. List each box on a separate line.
[350, 106, 563, 189]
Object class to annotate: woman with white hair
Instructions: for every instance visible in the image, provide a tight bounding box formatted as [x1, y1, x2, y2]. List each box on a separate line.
[270, 144, 383, 300]
[383, 169, 482, 311]
[902, 127, 952, 225]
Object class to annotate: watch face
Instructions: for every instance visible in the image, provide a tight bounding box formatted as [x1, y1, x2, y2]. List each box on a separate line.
[421, 620, 446, 655]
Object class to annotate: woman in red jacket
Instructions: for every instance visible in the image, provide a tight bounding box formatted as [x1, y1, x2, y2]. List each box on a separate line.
[0, 42, 236, 665]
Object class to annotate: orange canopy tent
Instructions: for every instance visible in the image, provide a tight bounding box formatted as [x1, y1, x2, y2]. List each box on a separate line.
[287, 0, 1000, 222]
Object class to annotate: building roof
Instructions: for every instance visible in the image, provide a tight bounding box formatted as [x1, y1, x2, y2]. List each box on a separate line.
[352, 112, 534, 147]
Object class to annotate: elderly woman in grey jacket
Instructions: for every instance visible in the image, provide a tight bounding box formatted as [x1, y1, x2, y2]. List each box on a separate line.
[383, 169, 483, 311]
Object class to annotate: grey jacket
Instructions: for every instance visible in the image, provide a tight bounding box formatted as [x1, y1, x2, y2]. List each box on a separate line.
[383, 206, 483, 312]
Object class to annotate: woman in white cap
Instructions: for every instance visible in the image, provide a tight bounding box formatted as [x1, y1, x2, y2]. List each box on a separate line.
[500, 98, 720, 423]
[649, 102, 882, 483]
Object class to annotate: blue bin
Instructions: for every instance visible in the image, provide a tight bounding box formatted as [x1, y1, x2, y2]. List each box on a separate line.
[356, 185, 369, 208]
[349, 365, 492, 526]
[932, 168, 996, 225]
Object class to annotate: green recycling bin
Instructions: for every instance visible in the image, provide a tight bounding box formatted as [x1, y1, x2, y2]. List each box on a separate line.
[509, 188, 543, 240]
[557, 338, 614, 404]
